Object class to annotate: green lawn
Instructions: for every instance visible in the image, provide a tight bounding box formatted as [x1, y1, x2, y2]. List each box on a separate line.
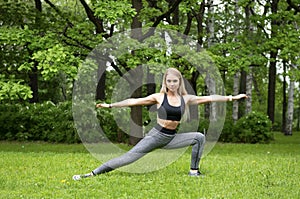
[0, 132, 299, 199]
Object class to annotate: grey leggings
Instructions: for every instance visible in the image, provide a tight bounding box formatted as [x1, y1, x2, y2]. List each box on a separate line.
[93, 126, 205, 175]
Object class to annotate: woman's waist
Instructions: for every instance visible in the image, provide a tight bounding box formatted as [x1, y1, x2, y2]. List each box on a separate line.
[154, 123, 177, 135]
[157, 118, 179, 130]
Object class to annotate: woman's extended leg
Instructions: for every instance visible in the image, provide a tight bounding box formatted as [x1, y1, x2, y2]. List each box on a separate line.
[73, 128, 175, 180]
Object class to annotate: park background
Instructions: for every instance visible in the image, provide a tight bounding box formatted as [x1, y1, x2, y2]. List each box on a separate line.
[0, 0, 299, 198]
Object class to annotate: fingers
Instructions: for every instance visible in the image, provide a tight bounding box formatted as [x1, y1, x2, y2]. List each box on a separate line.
[240, 94, 249, 99]
[96, 104, 103, 108]
[96, 103, 110, 108]
[235, 94, 248, 100]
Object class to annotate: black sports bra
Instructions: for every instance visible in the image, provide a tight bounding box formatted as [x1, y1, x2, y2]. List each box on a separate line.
[157, 93, 185, 121]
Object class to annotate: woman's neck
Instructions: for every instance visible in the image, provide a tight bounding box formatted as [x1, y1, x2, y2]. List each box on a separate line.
[167, 91, 179, 96]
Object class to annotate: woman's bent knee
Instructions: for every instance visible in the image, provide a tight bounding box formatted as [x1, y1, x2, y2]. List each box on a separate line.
[196, 132, 205, 143]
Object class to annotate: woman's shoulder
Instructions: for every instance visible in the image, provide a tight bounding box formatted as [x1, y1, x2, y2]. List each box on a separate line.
[150, 92, 165, 103]
[181, 94, 192, 97]
[148, 92, 164, 99]
[182, 94, 197, 102]
[152, 92, 164, 96]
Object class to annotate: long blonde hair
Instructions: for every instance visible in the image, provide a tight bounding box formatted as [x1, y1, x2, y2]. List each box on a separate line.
[160, 68, 190, 121]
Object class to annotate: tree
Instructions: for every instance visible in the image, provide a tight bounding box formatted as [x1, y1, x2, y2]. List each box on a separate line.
[1, 0, 300, 140]
[1, 0, 85, 103]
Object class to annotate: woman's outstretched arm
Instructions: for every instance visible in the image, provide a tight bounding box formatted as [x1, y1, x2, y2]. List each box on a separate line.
[186, 94, 248, 105]
[96, 93, 159, 108]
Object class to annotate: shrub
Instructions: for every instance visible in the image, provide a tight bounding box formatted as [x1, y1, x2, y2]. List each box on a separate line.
[219, 117, 236, 143]
[96, 107, 128, 143]
[0, 104, 26, 141]
[0, 101, 128, 143]
[0, 101, 80, 143]
[233, 111, 273, 143]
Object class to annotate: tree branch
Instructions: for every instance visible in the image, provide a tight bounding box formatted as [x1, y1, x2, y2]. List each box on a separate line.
[151, 0, 182, 27]
[183, 12, 193, 36]
[78, 0, 109, 38]
[191, 2, 205, 47]
[62, 23, 93, 50]
[140, 0, 183, 41]
[249, 7, 270, 38]
[44, 0, 74, 27]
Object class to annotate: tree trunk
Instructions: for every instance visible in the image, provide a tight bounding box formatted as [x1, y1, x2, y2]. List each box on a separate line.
[129, 67, 143, 145]
[252, 74, 263, 104]
[282, 61, 287, 133]
[267, 51, 277, 124]
[96, 65, 106, 101]
[285, 78, 294, 135]
[245, 66, 253, 114]
[193, 1, 205, 48]
[146, 67, 156, 116]
[29, 0, 42, 103]
[184, 0, 205, 121]
[129, 0, 143, 145]
[205, 0, 217, 121]
[205, 74, 217, 121]
[166, 0, 179, 25]
[232, 71, 240, 123]
[267, 0, 279, 124]
[206, 0, 214, 47]
[245, 3, 254, 115]
[232, 0, 240, 123]
[29, 65, 39, 103]
[131, 0, 142, 30]
[187, 72, 199, 121]
[238, 70, 247, 118]
[146, 67, 156, 96]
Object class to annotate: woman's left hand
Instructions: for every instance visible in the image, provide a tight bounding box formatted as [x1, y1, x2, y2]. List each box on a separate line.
[233, 94, 248, 100]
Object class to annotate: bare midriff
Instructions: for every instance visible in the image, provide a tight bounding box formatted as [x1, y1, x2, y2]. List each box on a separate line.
[157, 117, 180, 130]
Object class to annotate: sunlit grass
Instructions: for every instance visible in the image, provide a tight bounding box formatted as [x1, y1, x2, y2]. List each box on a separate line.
[0, 132, 299, 198]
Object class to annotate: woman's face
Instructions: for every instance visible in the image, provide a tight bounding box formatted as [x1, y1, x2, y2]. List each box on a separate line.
[165, 74, 180, 93]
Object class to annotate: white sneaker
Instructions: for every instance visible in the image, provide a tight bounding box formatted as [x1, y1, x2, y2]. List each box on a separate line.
[72, 175, 82, 181]
[73, 172, 94, 181]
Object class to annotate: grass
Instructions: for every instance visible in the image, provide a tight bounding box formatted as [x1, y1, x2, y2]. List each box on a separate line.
[0, 132, 299, 199]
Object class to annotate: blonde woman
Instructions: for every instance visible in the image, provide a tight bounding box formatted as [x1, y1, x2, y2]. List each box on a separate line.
[73, 68, 247, 180]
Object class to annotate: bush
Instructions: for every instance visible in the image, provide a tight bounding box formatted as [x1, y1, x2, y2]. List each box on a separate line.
[0, 101, 125, 143]
[219, 117, 236, 142]
[0, 101, 80, 143]
[233, 111, 273, 143]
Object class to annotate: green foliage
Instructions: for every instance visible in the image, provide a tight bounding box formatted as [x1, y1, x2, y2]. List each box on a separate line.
[219, 117, 236, 142]
[97, 107, 128, 143]
[93, 0, 136, 25]
[0, 75, 33, 101]
[233, 111, 273, 143]
[0, 101, 79, 143]
[32, 44, 80, 81]
[0, 100, 128, 144]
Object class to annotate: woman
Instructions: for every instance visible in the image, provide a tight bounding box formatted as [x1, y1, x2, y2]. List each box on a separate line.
[73, 68, 247, 180]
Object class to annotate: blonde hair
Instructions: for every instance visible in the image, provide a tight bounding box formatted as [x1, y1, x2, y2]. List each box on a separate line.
[160, 68, 190, 121]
